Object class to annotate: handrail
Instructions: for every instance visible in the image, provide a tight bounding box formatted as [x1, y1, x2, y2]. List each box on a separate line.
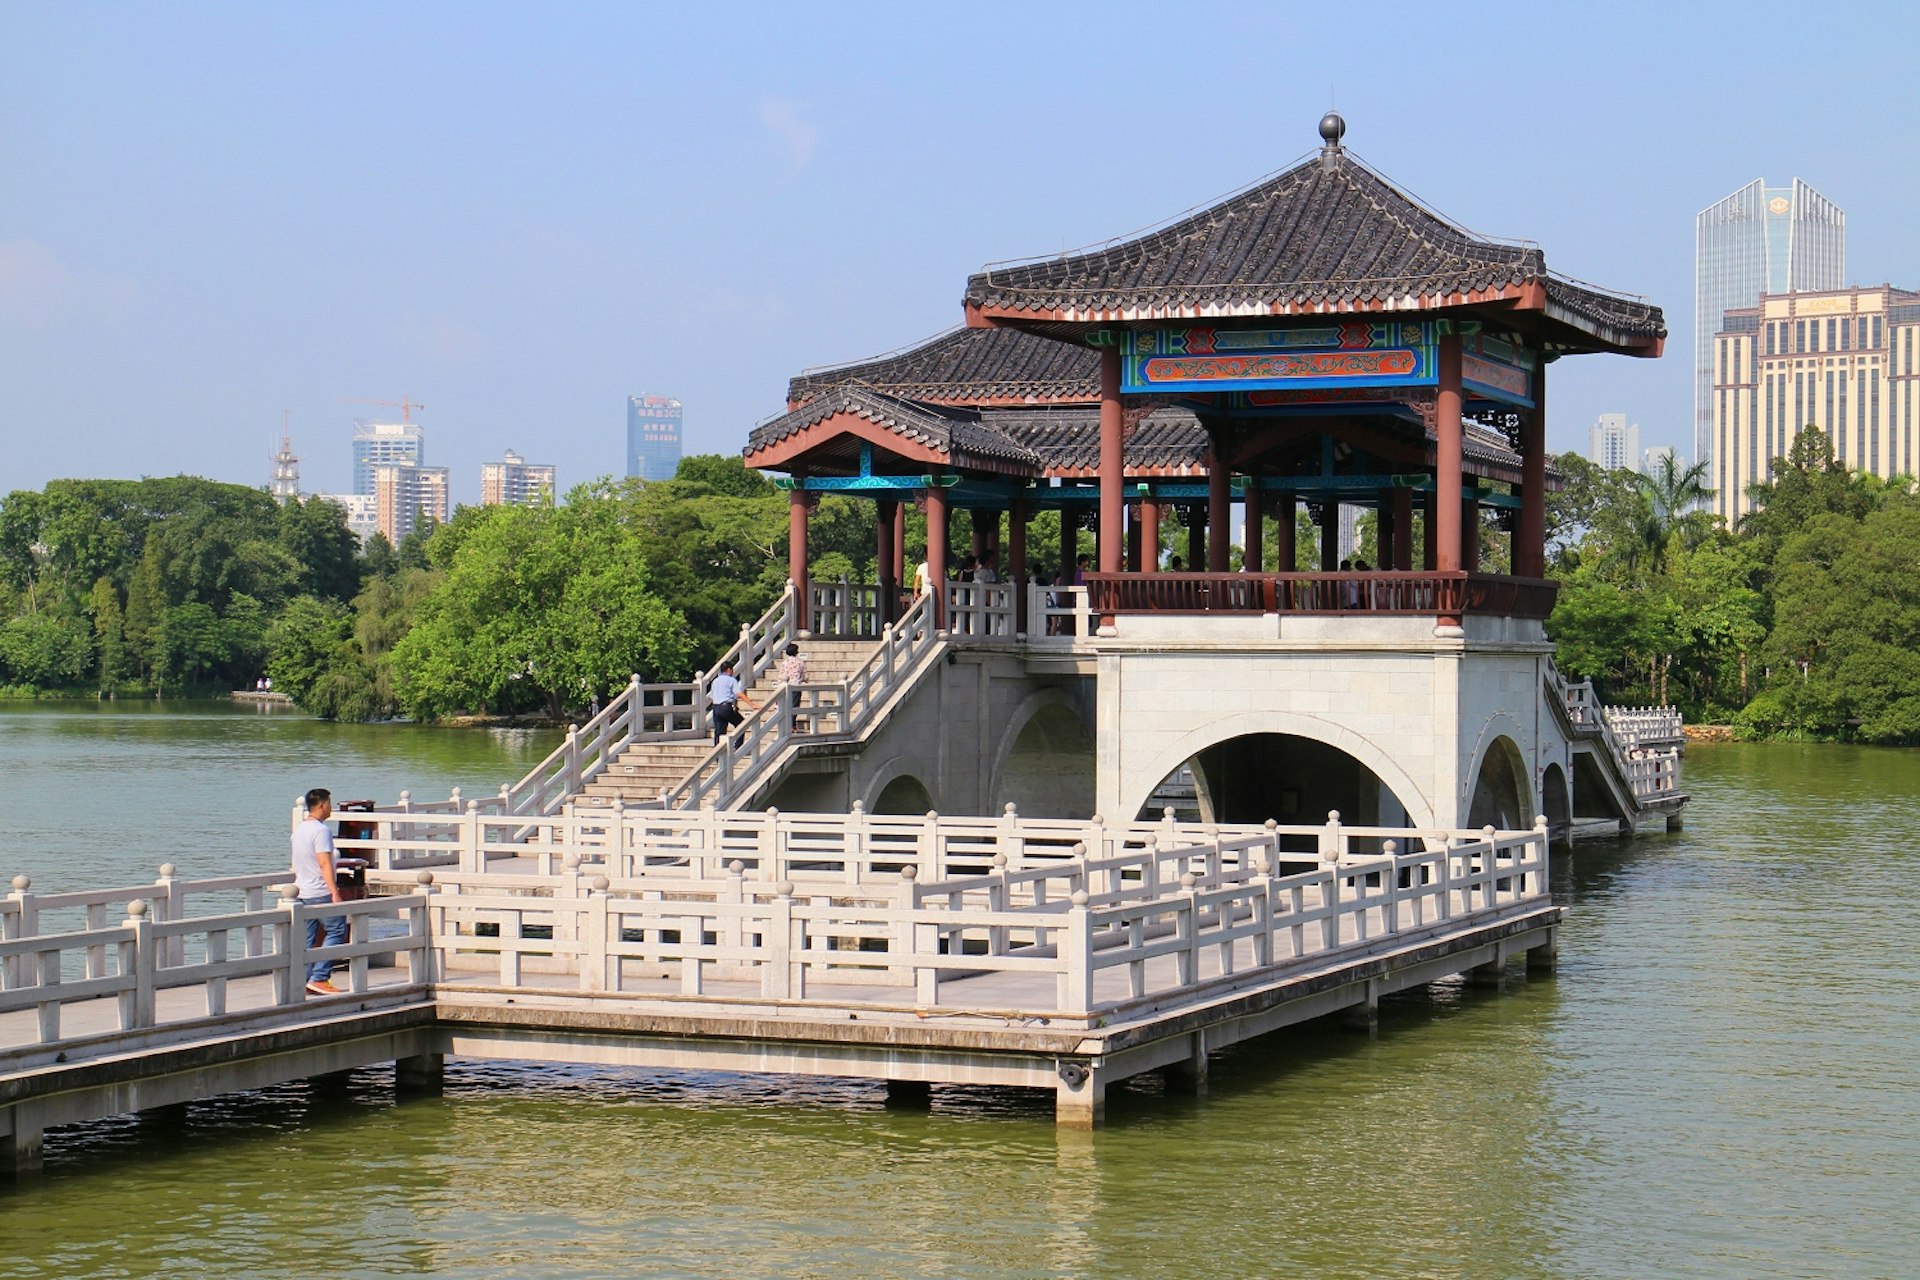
[497, 581, 797, 816]
[661, 589, 944, 812]
[1543, 658, 1683, 807]
[1083, 571, 1560, 620]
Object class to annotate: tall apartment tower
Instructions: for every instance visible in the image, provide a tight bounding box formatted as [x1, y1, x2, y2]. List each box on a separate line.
[481, 449, 557, 506]
[374, 464, 449, 545]
[1712, 284, 1920, 525]
[1587, 413, 1640, 472]
[269, 431, 301, 502]
[1695, 179, 1845, 486]
[352, 421, 425, 496]
[626, 395, 683, 482]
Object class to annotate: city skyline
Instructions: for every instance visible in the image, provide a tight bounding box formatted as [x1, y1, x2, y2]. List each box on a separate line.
[6, 5, 1918, 499]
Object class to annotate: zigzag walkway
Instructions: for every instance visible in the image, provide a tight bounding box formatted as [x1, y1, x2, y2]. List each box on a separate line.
[4, 812, 1556, 1171]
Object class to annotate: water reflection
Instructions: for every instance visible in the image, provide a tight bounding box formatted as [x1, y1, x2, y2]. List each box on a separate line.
[4, 728, 1919, 1278]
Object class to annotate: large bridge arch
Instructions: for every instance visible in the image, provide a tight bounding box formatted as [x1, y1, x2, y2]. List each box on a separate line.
[1116, 710, 1437, 829]
[988, 687, 1096, 820]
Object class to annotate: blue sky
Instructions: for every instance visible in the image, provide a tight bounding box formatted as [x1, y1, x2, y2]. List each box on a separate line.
[4, 1, 1916, 500]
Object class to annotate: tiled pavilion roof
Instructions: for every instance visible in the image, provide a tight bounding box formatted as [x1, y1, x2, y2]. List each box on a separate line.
[964, 128, 1663, 354]
[788, 327, 1098, 407]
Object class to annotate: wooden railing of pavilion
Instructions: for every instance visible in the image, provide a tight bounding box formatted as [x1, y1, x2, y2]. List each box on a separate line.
[1082, 571, 1559, 620]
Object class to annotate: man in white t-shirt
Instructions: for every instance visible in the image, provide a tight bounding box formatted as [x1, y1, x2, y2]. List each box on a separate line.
[292, 787, 350, 996]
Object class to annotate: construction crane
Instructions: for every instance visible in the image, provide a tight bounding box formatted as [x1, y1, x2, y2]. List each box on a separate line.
[340, 396, 426, 422]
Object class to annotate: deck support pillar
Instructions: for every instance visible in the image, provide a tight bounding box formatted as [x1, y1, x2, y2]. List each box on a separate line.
[1162, 1032, 1210, 1095]
[396, 1052, 445, 1098]
[1341, 978, 1381, 1033]
[1525, 930, 1558, 975]
[885, 1079, 932, 1110]
[1467, 942, 1509, 987]
[1054, 1061, 1107, 1129]
[2, 1110, 44, 1178]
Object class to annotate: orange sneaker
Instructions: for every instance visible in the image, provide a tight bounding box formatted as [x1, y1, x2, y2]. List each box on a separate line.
[305, 979, 343, 995]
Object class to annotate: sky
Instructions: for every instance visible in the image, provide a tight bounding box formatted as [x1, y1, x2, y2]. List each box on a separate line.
[4, 1, 1918, 502]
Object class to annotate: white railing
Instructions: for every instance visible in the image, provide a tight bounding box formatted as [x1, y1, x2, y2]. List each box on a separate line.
[806, 578, 888, 639]
[486, 583, 797, 817]
[420, 816, 1550, 1019]
[1543, 659, 1684, 806]
[1, 871, 432, 1049]
[1605, 705, 1685, 745]
[945, 581, 1016, 639]
[1027, 583, 1092, 643]
[4, 816, 1547, 1053]
[659, 591, 944, 812]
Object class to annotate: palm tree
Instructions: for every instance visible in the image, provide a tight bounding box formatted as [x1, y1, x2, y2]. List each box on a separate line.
[1634, 452, 1714, 571]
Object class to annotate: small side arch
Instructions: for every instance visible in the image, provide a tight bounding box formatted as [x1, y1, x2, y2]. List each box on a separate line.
[1466, 734, 1532, 831]
[1541, 761, 1571, 845]
[859, 754, 937, 814]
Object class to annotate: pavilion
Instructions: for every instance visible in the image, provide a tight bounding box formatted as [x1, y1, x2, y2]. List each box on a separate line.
[743, 113, 1664, 633]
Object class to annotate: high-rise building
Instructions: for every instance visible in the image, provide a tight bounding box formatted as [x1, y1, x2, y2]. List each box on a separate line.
[353, 421, 425, 496]
[374, 464, 449, 545]
[1695, 179, 1845, 480]
[270, 431, 301, 502]
[1587, 413, 1640, 472]
[315, 493, 378, 543]
[627, 395, 683, 482]
[1642, 445, 1678, 477]
[481, 449, 557, 506]
[1713, 284, 1920, 525]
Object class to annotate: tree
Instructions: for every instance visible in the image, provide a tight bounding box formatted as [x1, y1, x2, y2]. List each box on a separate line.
[389, 490, 692, 719]
[90, 577, 128, 692]
[0, 611, 92, 688]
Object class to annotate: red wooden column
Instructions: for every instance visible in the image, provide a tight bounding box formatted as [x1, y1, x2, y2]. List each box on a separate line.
[892, 502, 908, 602]
[1374, 488, 1395, 571]
[1435, 331, 1465, 625]
[1517, 362, 1548, 578]
[1186, 506, 1205, 569]
[1319, 502, 1339, 571]
[1275, 494, 1296, 572]
[1125, 502, 1142, 571]
[875, 498, 898, 625]
[788, 486, 811, 632]
[1422, 490, 1437, 569]
[1099, 347, 1124, 573]
[1391, 488, 1415, 570]
[1461, 493, 1481, 572]
[1206, 444, 1232, 572]
[1009, 498, 1029, 635]
[1138, 494, 1161, 571]
[1242, 487, 1262, 572]
[926, 487, 950, 629]
[1060, 507, 1078, 582]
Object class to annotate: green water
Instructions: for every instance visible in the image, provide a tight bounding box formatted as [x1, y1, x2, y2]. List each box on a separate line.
[3, 709, 1918, 1279]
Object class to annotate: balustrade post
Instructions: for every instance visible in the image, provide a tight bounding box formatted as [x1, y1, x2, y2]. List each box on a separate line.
[397, 790, 412, 814]
[1178, 873, 1201, 986]
[1320, 810, 1344, 862]
[999, 802, 1024, 872]
[920, 810, 940, 881]
[580, 875, 611, 992]
[154, 863, 185, 967]
[276, 885, 302, 1006]
[462, 801, 483, 873]
[4, 876, 35, 990]
[723, 860, 746, 953]
[763, 881, 795, 1000]
[898, 865, 935, 1003]
[1382, 841, 1401, 933]
[408, 873, 436, 985]
[1250, 852, 1274, 968]
[1061, 890, 1093, 1015]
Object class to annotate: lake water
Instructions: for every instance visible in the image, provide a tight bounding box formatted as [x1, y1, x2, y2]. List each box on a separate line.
[2, 704, 1917, 1279]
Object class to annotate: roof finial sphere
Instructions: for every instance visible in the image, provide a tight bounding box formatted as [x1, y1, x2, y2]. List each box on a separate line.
[1319, 111, 1346, 146]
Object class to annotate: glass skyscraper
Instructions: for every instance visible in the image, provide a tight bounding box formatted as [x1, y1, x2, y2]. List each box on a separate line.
[1695, 179, 1845, 486]
[351, 420, 425, 496]
[626, 395, 683, 482]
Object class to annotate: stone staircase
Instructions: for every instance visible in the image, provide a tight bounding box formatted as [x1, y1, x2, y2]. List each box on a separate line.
[578, 638, 877, 807]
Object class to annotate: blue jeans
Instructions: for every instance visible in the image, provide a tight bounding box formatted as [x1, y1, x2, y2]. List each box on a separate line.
[300, 895, 348, 983]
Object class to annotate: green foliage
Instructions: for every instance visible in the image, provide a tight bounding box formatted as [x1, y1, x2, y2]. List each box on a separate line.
[0, 611, 93, 688]
[389, 488, 692, 720]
